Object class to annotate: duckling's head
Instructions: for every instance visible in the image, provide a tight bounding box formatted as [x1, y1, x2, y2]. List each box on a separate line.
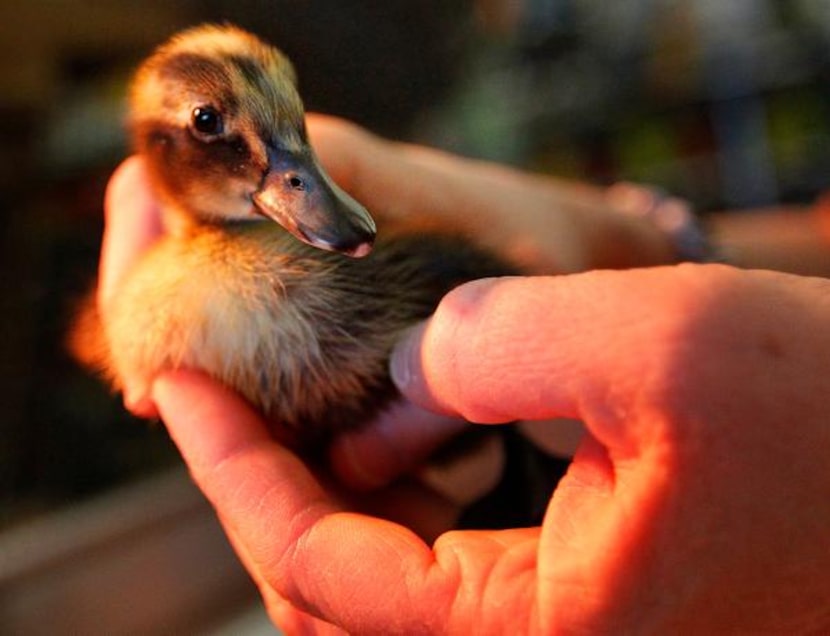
[129, 24, 375, 256]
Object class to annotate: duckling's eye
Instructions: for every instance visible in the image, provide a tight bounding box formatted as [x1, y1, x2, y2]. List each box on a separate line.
[191, 106, 223, 137]
[288, 176, 306, 190]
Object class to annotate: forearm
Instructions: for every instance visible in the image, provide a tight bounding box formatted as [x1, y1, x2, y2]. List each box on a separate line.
[582, 184, 830, 276]
[709, 203, 830, 277]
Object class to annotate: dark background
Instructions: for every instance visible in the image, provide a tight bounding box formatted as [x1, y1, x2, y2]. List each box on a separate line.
[2, 0, 830, 529]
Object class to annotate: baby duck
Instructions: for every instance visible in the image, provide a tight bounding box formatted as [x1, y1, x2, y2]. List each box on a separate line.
[75, 24, 512, 448]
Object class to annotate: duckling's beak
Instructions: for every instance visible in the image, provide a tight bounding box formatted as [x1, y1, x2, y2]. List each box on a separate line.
[252, 147, 376, 257]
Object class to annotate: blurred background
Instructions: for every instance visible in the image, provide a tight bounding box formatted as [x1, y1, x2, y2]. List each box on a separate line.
[2, 0, 830, 632]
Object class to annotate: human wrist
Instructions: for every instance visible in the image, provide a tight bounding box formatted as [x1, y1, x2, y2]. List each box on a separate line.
[604, 182, 717, 266]
[567, 185, 673, 270]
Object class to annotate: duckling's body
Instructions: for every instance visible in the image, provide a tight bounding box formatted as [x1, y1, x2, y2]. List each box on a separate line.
[104, 220, 508, 446]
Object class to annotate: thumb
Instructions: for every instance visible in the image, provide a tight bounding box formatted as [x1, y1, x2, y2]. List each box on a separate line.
[388, 267, 727, 457]
[389, 266, 830, 632]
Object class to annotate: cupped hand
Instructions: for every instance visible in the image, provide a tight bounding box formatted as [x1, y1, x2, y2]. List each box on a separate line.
[153, 266, 830, 634]
[100, 116, 830, 632]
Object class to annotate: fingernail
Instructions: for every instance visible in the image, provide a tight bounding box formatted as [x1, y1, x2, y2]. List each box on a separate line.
[390, 279, 505, 411]
[390, 322, 452, 414]
[390, 321, 460, 416]
[389, 322, 426, 393]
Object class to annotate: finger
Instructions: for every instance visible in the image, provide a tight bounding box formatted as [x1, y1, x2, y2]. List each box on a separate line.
[267, 594, 348, 635]
[328, 399, 468, 490]
[414, 431, 506, 507]
[329, 401, 506, 509]
[222, 523, 346, 635]
[306, 114, 471, 232]
[152, 369, 332, 515]
[152, 370, 542, 633]
[98, 155, 163, 312]
[388, 267, 739, 456]
[98, 156, 165, 417]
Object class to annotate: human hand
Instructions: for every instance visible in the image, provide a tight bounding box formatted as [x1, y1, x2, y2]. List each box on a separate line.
[307, 115, 673, 274]
[153, 265, 830, 634]
[101, 116, 830, 632]
[99, 114, 657, 484]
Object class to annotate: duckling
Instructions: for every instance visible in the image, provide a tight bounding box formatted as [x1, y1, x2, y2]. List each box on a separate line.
[73, 24, 514, 449]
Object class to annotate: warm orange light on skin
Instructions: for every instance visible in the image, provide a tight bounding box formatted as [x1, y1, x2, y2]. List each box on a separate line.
[815, 192, 830, 242]
[98, 157, 162, 315]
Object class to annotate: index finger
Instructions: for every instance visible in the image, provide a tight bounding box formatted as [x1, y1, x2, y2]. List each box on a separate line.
[388, 267, 733, 456]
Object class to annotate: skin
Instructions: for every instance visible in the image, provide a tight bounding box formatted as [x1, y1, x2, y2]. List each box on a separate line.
[101, 115, 830, 634]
